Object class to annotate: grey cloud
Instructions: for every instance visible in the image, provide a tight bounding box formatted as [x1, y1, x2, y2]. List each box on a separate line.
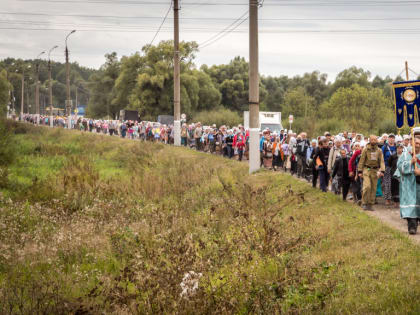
[1, 0, 420, 79]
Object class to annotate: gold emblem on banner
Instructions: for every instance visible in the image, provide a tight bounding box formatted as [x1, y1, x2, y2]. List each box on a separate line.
[403, 89, 417, 103]
[409, 114, 414, 120]
[398, 109, 403, 114]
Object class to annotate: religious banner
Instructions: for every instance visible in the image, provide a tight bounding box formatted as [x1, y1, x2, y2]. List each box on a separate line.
[393, 80, 420, 129]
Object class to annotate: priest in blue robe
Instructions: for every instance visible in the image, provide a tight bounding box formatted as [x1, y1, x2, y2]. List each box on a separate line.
[395, 136, 420, 234]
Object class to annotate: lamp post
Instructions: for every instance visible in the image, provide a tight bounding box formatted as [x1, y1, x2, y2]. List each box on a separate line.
[65, 30, 76, 129]
[17, 64, 31, 119]
[48, 45, 58, 127]
[5, 62, 15, 119]
[35, 51, 45, 124]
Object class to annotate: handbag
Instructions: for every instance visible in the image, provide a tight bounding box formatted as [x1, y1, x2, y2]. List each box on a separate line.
[316, 157, 323, 167]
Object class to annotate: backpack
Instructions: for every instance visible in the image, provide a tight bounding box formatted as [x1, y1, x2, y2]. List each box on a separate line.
[296, 141, 304, 155]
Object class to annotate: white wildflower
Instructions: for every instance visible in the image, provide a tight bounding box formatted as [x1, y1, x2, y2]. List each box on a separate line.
[180, 271, 202, 298]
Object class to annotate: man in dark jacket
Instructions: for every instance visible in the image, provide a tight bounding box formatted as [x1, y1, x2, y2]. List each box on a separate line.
[296, 132, 310, 178]
[332, 149, 351, 201]
[313, 137, 331, 192]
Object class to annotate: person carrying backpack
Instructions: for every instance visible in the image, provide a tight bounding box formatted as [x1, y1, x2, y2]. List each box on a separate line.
[233, 129, 246, 161]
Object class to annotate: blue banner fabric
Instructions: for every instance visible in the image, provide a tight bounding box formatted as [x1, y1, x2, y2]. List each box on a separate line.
[393, 80, 420, 128]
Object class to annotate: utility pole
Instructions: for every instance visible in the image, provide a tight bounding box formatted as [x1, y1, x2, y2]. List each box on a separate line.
[26, 79, 30, 114]
[48, 45, 58, 127]
[35, 63, 39, 120]
[6, 70, 9, 119]
[65, 30, 76, 129]
[21, 68, 25, 118]
[248, 0, 260, 174]
[35, 51, 44, 124]
[5, 62, 15, 119]
[173, 0, 181, 146]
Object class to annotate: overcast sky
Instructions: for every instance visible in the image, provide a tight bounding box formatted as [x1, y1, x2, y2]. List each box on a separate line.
[2, 0, 420, 82]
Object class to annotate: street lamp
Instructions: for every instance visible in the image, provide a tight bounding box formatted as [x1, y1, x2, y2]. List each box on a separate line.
[5, 62, 15, 119]
[16, 64, 31, 119]
[48, 45, 58, 127]
[65, 30, 76, 129]
[35, 51, 45, 124]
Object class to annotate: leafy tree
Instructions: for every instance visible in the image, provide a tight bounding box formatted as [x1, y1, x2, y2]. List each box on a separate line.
[129, 41, 220, 121]
[192, 107, 241, 128]
[321, 84, 393, 133]
[202, 56, 266, 112]
[0, 69, 9, 115]
[87, 52, 120, 118]
[298, 71, 329, 105]
[261, 76, 288, 112]
[113, 53, 145, 112]
[282, 86, 316, 120]
[0, 58, 96, 113]
[330, 66, 371, 94]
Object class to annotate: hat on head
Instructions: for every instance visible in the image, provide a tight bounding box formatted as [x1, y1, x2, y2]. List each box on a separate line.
[388, 134, 395, 138]
[413, 127, 420, 135]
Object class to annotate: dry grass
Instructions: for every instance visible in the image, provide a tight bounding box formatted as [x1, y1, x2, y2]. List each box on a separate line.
[0, 122, 419, 314]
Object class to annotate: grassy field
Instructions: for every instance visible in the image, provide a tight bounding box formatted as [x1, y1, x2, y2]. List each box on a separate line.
[0, 120, 419, 314]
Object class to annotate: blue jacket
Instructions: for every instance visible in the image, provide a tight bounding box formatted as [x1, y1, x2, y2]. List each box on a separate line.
[260, 137, 265, 152]
[382, 144, 396, 167]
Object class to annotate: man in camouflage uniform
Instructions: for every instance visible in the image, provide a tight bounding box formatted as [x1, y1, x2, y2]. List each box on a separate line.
[358, 135, 385, 211]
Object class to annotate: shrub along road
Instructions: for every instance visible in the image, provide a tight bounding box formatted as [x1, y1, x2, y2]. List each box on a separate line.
[0, 121, 419, 314]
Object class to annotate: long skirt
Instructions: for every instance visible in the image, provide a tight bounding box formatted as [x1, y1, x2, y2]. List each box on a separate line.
[264, 156, 273, 168]
[382, 167, 392, 200]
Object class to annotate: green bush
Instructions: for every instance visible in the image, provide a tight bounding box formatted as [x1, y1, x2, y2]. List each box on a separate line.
[0, 119, 15, 167]
[314, 118, 350, 136]
[191, 107, 242, 128]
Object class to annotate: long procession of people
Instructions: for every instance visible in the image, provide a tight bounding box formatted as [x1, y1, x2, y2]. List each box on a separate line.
[20, 113, 420, 235]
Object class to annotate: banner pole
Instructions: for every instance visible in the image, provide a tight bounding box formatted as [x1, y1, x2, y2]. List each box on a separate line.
[412, 127, 418, 170]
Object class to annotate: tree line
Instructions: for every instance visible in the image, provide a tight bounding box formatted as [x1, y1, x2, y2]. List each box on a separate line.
[1, 40, 412, 135]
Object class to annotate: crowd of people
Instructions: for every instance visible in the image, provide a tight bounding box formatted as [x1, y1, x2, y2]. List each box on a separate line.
[20, 114, 420, 235]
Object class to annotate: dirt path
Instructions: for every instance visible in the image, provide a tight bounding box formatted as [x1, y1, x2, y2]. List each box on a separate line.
[283, 171, 420, 245]
[368, 201, 420, 244]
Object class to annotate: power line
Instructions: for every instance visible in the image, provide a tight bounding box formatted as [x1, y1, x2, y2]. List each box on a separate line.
[147, 1, 172, 48]
[17, 0, 420, 5]
[7, 25, 420, 35]
[4, 11, 420, 22]
[198, 11, 248, 47]
[199, 17, 248, 49]
[18, 0, 247, 5]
